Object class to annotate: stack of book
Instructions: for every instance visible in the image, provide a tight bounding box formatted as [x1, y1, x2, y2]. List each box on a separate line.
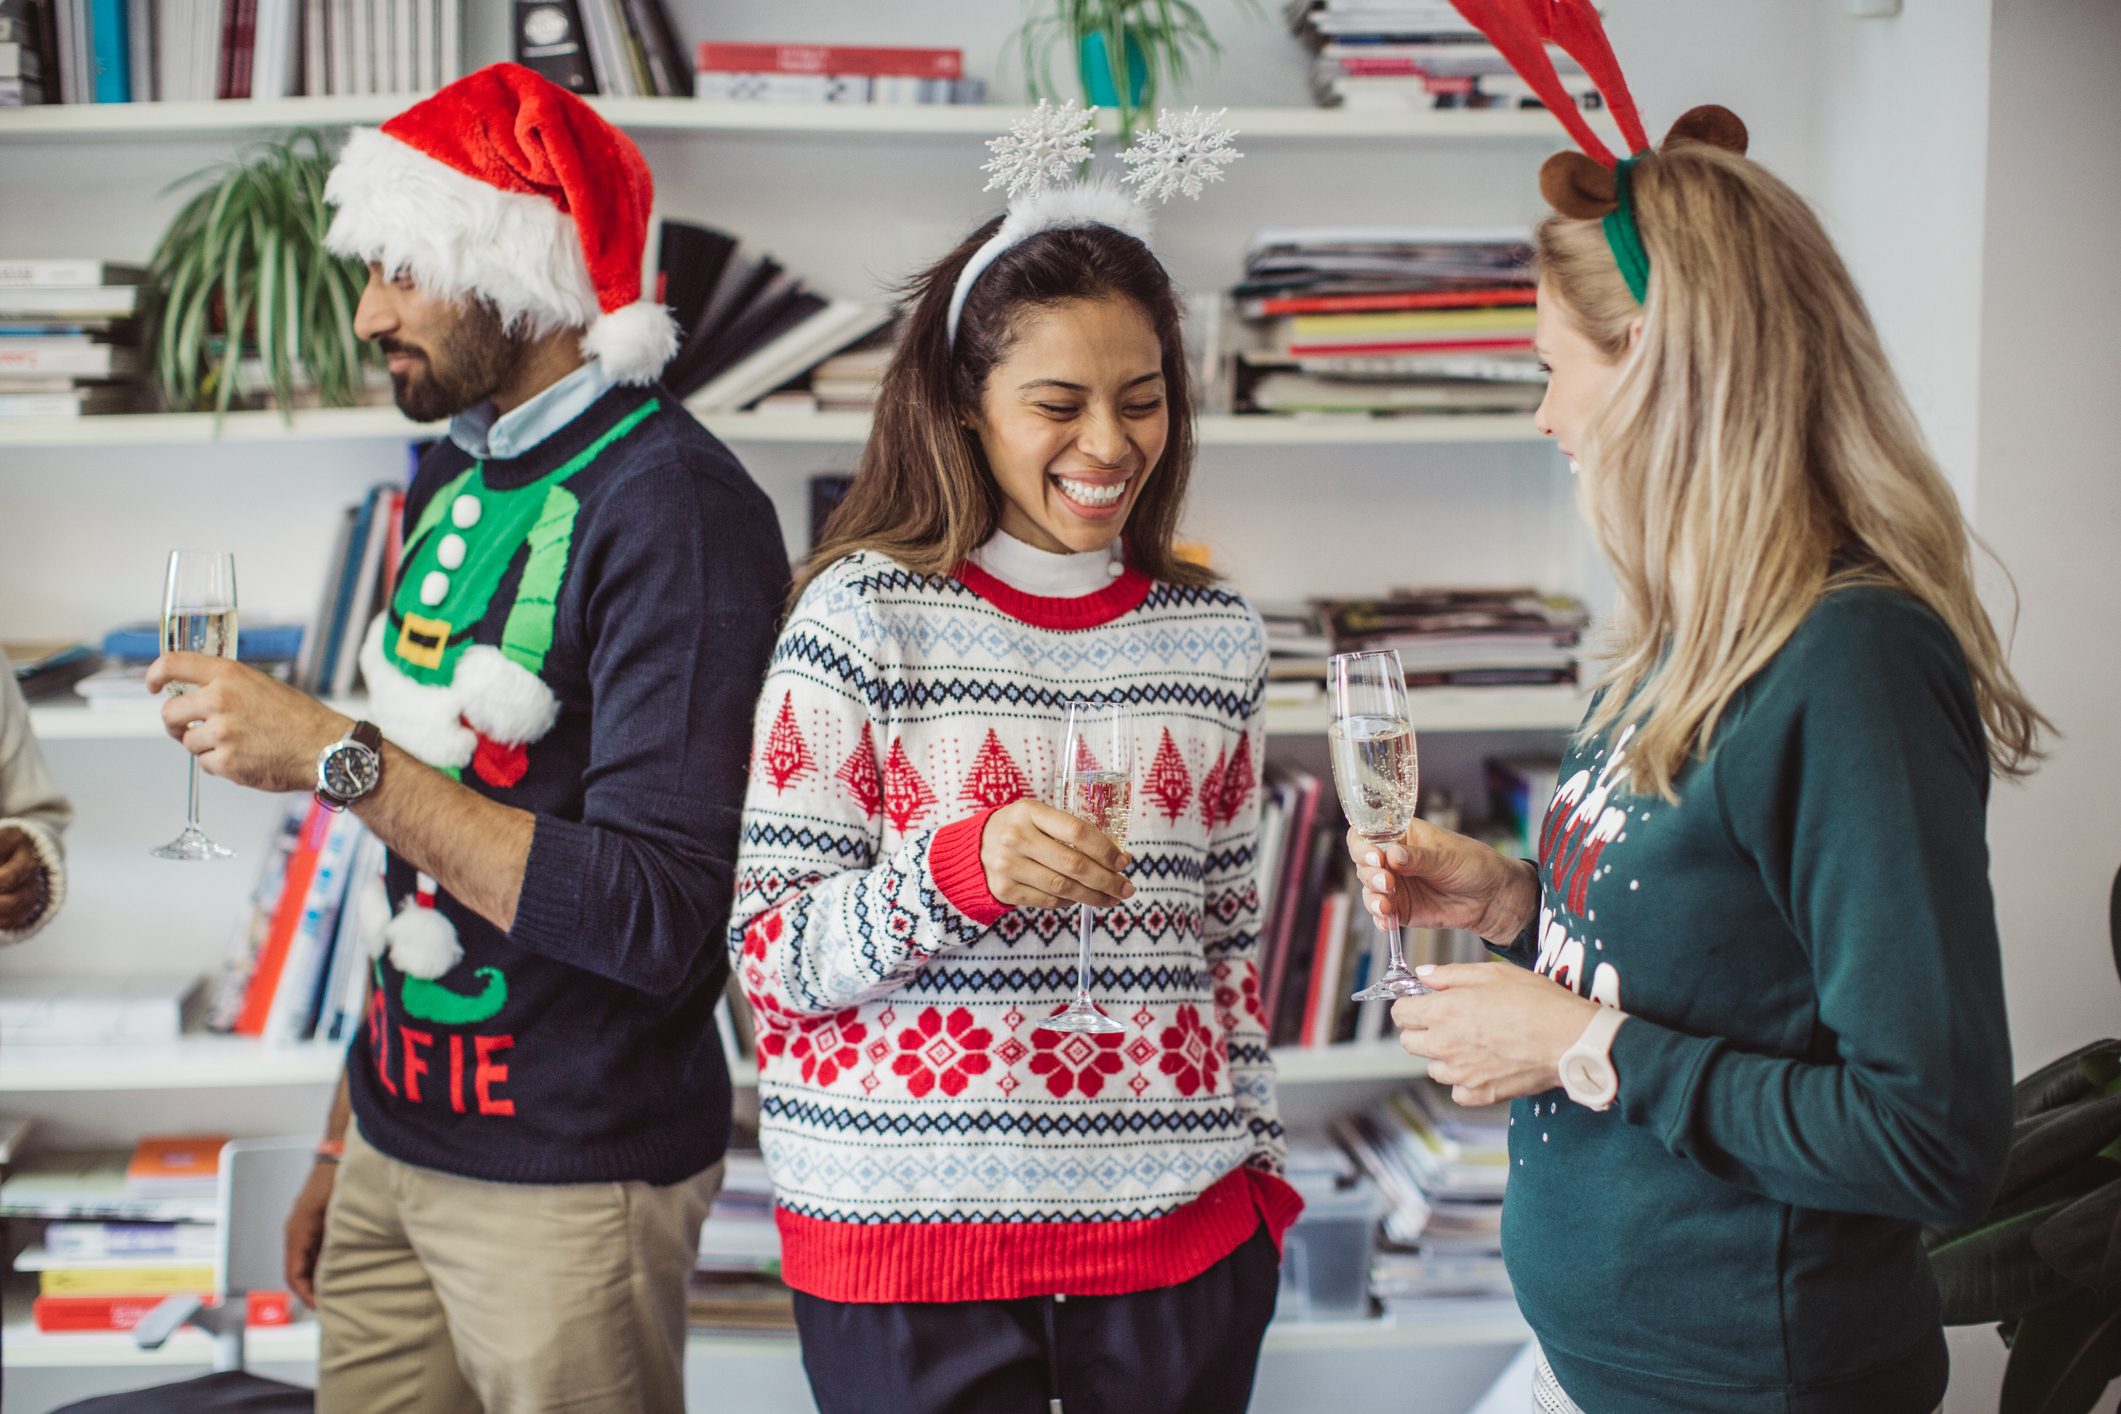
[688, 1149, 793, 1331]
[656, 217, 894, 412]
[1332, 1082, 1513, 1310]
[1228, 228, 1545, 419]
[1288, 0, 1599, 113]
[201, 801, 381, 1046]
[1318, 588, 1587, 688]
[20, 0, 465, 104]
[299, 472, 412, 696]
[752, 335, 894, 417]
[62, 617, 305, 711]
[694, 41, 983, 106]
[0, 258, 147, 418]
[0, 2, 44, 105]
[6, 639, 101, 700]
[0, 974, 206, 1043]
[0, 1138, 292, 1335]
[511, 0, 689, 98]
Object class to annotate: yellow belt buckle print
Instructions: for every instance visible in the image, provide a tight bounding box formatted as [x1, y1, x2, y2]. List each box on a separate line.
[397, 612, 451, 671]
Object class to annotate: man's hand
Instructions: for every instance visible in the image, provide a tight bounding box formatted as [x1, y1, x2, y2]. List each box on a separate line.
[0, 827, 49, 932]
[147, 654, 351, 794]
[284, 1160, 338, 1308]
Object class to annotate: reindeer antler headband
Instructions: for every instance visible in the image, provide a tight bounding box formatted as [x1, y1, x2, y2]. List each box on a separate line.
[947, 101, 1244, 346]
[1446, 0, 1748, 303]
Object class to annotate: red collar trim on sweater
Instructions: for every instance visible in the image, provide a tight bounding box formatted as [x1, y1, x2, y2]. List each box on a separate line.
[952, 559, 1155, 630]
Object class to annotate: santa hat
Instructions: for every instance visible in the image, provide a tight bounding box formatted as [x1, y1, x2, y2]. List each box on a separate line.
[323, 62, 677, 384]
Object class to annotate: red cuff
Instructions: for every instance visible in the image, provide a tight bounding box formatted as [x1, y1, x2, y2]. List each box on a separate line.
[929, 807, 1010, 927]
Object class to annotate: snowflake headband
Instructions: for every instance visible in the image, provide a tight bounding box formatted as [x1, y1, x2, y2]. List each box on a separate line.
[946, 101, 1243, 348]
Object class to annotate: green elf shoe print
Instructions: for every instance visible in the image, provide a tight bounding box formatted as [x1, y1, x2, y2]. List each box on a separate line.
[401, 967, 509, 1026]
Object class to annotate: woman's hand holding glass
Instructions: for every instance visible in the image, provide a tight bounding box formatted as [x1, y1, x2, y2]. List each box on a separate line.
[980, 799, 1135, 911]
[1348, 818, 1540, 945]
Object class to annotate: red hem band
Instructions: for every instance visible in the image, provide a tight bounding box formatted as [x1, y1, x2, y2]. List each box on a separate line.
[777, 1166, 1307, 1304]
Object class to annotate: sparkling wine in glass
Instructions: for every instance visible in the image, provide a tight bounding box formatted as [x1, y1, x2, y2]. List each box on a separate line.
[1037, 698, 1133, 1036]
[1329, 649, 1430, 1000]
[152, 550, 238, 861]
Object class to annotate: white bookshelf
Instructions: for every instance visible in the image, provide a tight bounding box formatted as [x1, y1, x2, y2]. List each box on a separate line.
[0, 95, 1619, 144]
[0, 407, 1546, 449]
[0, 1034, 1415, 1095]
[28, 687, 1583, 745]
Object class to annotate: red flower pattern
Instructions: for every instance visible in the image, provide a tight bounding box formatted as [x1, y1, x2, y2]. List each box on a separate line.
[1158, 1004, 1223, 1096]
[1027, 1019, 1127, 1098]
[1211, 960, 1266, 1032]
[742, 909, 783, 962]
[891, 1006, 995, 1098]
[790, 1010, 869, 1087]
[747, 989, 795, 1069]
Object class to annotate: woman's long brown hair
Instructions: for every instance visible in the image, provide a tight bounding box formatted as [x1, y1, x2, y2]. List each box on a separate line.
[791, 217, 1211, 604]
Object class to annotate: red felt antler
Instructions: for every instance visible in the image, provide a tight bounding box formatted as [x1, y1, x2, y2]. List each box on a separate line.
[1447, 0, 1651, 165]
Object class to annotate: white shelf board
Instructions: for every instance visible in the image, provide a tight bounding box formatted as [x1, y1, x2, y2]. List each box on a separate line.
[28, 687, 1579, 746]
[0, 1026, 1420, 1094]
[0, 95, 1616, 144]
[0, 1305, 1522, 1370]
[0, 406, 1543, 449]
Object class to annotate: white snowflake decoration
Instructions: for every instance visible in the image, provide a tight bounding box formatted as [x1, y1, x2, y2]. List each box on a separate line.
[981, 99, 1099, 200]
[1119, 107, 1244, 203]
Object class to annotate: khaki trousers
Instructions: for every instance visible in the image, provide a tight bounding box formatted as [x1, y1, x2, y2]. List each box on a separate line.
[315, 1124, 721, 1414]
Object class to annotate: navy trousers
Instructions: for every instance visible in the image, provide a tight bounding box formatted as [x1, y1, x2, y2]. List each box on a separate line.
[792, 1222, 1281, 1414]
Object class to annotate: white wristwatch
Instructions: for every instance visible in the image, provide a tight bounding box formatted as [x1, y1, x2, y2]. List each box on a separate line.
[1558, 1007, 1628, 1111]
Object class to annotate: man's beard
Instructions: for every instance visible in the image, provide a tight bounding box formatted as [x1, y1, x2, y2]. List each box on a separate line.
[381, 300, 525, 423]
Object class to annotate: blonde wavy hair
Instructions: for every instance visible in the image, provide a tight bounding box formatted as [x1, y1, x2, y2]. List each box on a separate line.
[1539, 140, 2048, 800]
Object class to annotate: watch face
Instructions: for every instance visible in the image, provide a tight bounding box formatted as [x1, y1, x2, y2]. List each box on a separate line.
[323, 744, 380, 800]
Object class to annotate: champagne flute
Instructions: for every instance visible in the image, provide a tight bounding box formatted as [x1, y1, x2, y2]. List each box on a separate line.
[151, 550, 238, 861]
[1037, 698, 1133, 1036]
[1328, 649, 1430, 999]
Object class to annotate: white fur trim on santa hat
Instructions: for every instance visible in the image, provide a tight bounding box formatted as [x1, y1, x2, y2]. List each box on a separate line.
[325, 128, 600, 340]
[385, 899, 462, 980]
[452, 645, 561, 746]
[582, 299, 681, 386]
[358, 614, 477, 770]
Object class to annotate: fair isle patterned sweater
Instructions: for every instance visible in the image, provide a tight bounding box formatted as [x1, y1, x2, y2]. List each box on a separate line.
[730, 543, 1300, 1304]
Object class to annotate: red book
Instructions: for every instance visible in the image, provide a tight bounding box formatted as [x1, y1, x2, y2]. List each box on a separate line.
[232, 801, 329, 1036]
[379, 487, 408, 611]
[1255, 287, 1536, 317]
[1285, 336, 1537, 357]
[694, 42, 962, 79]
[33, 1292, 295, 1333]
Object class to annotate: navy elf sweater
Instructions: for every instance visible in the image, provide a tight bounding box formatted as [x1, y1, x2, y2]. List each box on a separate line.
[348, 381, 790, 1185]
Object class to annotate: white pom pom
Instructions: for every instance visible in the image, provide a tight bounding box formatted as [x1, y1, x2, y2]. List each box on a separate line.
[385, 902, 462, 980]
[581, 299, 680, 385]
[356, 870, 393, 959]
[453, 645, 561, 746]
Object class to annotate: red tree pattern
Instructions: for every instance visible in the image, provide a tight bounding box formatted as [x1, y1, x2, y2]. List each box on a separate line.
[1142, 728, 1193, 823]
[959, 729, 1030, 810]
[761, 692, 815, 792]
[882, 738, 938, 833]
[1199, 747, 1229, 829]
[836, 721, 883, 818]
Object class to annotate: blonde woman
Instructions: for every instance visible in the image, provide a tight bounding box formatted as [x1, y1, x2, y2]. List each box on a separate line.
[1351, 8, 2045, 1411]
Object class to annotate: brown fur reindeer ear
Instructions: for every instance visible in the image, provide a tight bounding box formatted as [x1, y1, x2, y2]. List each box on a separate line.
[1661, 104, 1748, 156]
[1540, 151, 1619, 218]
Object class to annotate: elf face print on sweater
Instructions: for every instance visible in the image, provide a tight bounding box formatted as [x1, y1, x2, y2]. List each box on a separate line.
[1533, 724, 1635, 1009]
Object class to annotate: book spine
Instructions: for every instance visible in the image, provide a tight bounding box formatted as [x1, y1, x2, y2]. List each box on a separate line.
[231, 800, 328, 1035]
[0, 392, 87, 416]
[39, 1265, 217, 1297]
[693, 41, 961, 79]
[512, 0, 590, 94]
[33, 1294, 173, 1332]
[262, 807, 361, 1042]
[46, 1223, 217, 1259]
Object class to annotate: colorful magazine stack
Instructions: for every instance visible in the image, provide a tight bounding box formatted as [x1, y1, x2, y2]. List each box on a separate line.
[2, 1139, 292, 1334]
[1332, 1082, 1513, 1310]
[694, 41, 984, 106]
[202, 801, 382, 1046]
[21, 0, 466, 104]
[1288, 0, 1599, 113]
[0, 258, 146, 418]
[1227, 228, 1546, 419]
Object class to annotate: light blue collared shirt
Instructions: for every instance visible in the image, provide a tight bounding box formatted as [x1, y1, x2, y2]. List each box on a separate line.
[448, 356, 618, 462]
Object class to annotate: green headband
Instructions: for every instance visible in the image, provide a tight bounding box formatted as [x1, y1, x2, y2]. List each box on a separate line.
[1602, 153, 1651, 303]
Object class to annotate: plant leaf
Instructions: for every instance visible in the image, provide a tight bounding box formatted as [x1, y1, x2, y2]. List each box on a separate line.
[2018, 1042, 2121, 1122]
[1997, 1094, 2121, 1208]
[1928, 1196, 2084, 1324]
[2032, 1180, 2121, 1299]
[1998, 1290, 2121, 1414]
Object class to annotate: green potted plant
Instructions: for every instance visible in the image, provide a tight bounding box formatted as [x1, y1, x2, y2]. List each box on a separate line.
[1923, 872, 2121, 1412]
[1010, 0, 1260, 138]
[147, 129, 374, 420]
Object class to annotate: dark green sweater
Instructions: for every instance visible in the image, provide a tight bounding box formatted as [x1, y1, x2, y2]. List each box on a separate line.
[1499, 587, 2013, 1413]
